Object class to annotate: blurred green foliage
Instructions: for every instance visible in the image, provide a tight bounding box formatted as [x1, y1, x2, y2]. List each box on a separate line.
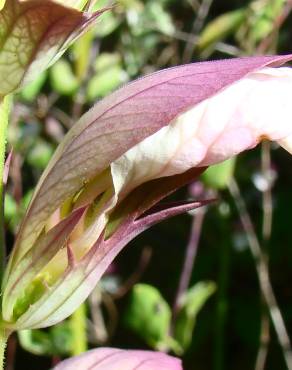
[18, 323, 73, 357]
[124, 284, 176, 351]
[124, 282, 215, 354]
[174, 282, 216, 351]
[202, 159, 236, 190]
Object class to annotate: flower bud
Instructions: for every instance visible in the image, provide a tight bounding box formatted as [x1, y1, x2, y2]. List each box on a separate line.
[2, 55, 292, 330]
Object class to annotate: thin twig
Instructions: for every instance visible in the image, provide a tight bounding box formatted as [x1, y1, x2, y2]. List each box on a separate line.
[88, 288, 119, 344]
[88, 288, 109, 344]
[261, 142, 273, 243]
[255, 141, 273, 370]
[186, 0, 201, 12]
[257, 0, 292, 54]
[173, 207, 206, 317]
[113, 246, 152, 299]
[102, 292, 119, 340]
[214, 42, 242, 57]
[255, 310, 270, 370]
[182, 0, 213, 63]
[229, 178, 292, 370]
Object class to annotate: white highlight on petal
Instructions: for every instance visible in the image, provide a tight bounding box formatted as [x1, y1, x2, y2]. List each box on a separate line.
[278, 134, 292, 154]
[111, 66, 292, 197]
[111, 102, 207, 198]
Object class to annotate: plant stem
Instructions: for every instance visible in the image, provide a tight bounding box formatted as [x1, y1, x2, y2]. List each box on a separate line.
[255, 141, 272, 370]
[0, 95, 12, 284]
[0, 327, 9, 370]
[261, 141, 273, 244]
[182, 0, 213, 63]
[69, 303, 87, 356]
[229, 178, 292, 370]
[173, 207, 206, 317]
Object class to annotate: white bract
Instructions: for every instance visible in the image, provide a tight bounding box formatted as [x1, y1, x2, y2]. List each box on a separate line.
[112, 67, 292, 199]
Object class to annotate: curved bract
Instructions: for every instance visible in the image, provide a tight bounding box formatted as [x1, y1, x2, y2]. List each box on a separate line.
[2, 55, 292, 330]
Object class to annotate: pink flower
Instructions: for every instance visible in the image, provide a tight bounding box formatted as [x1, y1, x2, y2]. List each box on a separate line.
[2, 55, 292, 331]
[53, 348, 182, 370]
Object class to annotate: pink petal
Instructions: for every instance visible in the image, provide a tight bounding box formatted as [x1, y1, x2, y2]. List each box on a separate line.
[53, 348, 182, 370]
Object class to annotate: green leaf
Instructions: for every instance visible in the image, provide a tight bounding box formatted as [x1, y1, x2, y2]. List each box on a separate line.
[18, 329, 53, 356]
[50, 322, 74, 355]
[197, 9, 245, 52]
[20, 71, 47, 102]
[146, 1, 174, 36]
[124, 284, 171, 349]
[4, 191, 34, 233]
[27, 140, 54, 170]
[174, 281, 216, 352]
[94, 53, 122, 71]
[72, 30, 94, 81]
[86, 53, 128, 101]
[4, 193, 17, 221]
[50, 59, 79, 96]
[202, 158, 235, 190]
[93, 0, 120, 37]
[236, 0, 286, 51]
[18, 322, 72, 356]
[248, 0, 285, 42]
[0, 0, 108, 97]
[87, 65, 128, 101]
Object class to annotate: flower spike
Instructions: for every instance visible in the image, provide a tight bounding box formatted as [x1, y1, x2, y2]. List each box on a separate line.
[2, 55, 292, 330]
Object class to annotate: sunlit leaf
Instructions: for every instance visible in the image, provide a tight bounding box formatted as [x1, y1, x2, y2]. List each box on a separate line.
[0, 0, 109, 97]
[124, 284, 172, 348]
[174, 281, 216, 351]
[50, 59, 79, 96]
[20, 71, 47, 102]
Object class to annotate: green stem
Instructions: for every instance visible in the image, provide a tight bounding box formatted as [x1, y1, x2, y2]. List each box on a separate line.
[0, 327, 9, 370]
[69, 303, 87, 356]
[0, 95, 12, 284]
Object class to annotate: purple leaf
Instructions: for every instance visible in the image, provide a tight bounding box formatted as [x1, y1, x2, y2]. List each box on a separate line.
[10, 55, 292, 268]
[3, 55, 292, 329]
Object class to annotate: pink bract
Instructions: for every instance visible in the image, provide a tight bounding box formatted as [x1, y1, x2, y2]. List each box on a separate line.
[53, 348, 182, 370]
